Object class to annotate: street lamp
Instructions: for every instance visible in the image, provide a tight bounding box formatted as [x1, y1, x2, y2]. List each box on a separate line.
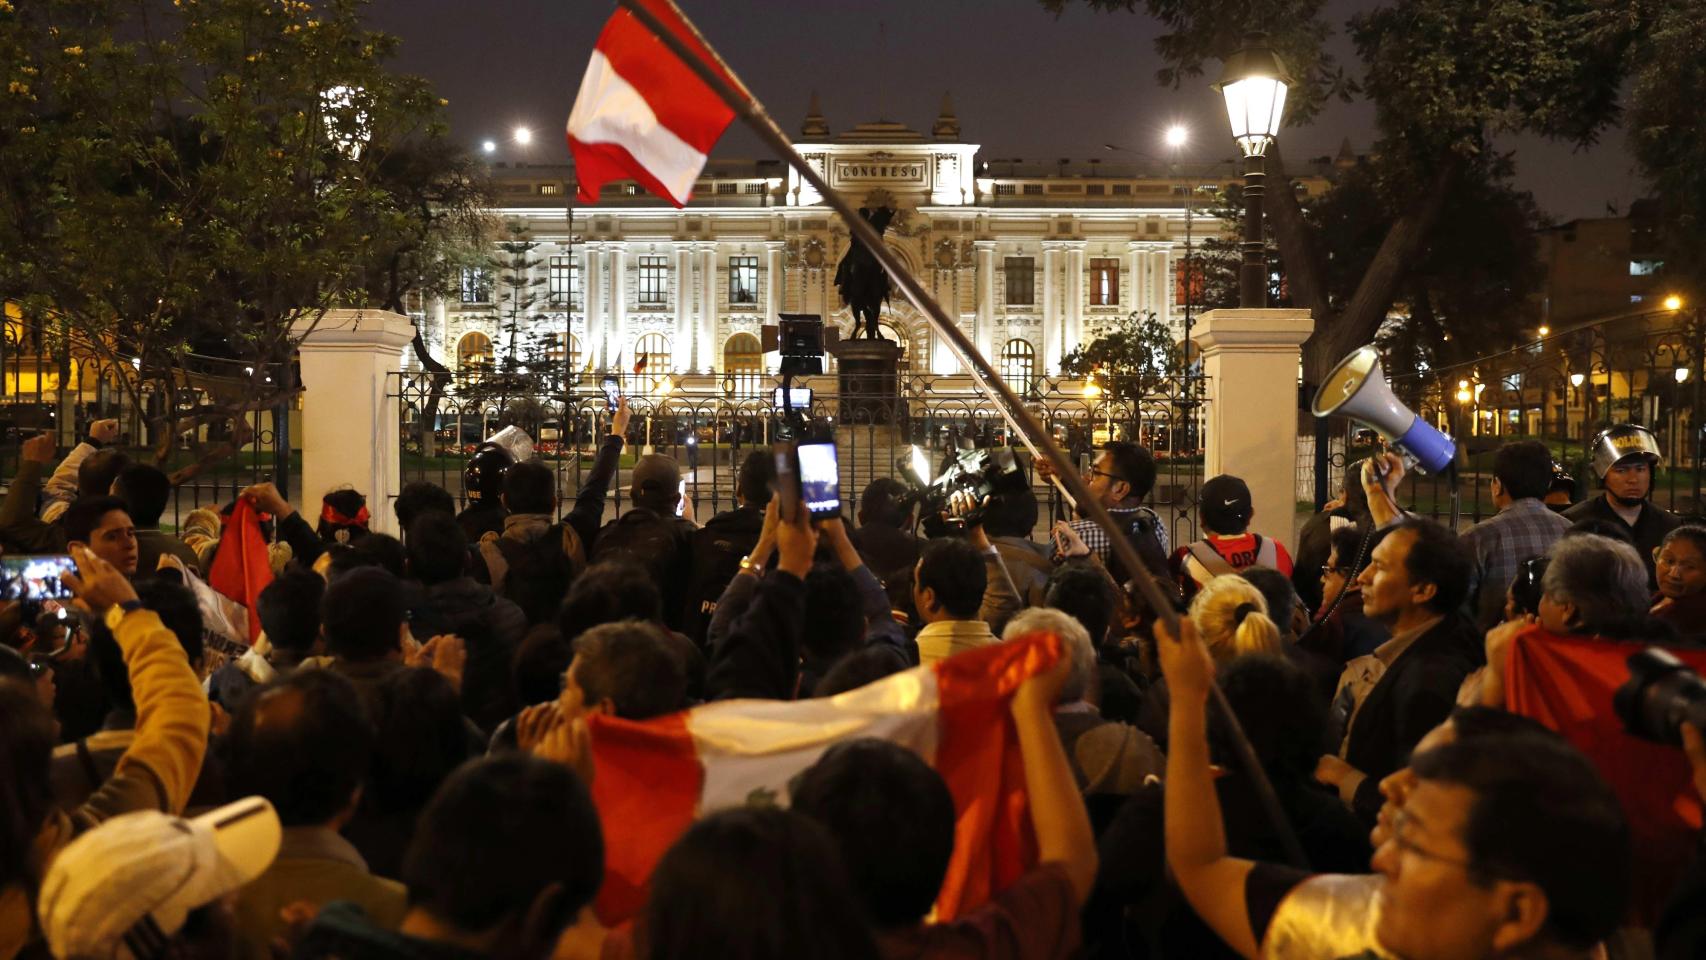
[481, 139, 497, 154]
[1665, 294, 1684, 312]
[1538, 325, 1550, 337]
[1164, 124, 1188, 149]
[513, 126, 534, 146]
[1213, 33, 1291, 308]
[1676, 367, 1690, 383]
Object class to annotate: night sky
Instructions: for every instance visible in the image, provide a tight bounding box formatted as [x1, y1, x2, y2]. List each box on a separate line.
[364, 0, 1643, 223]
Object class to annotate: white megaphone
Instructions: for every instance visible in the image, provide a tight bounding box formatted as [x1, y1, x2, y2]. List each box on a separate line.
[1312, 346, 1456, 475]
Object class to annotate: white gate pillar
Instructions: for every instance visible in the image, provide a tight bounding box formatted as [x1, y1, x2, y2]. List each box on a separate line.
[290, 309, 414, 536]
[1191, 308, 1314, 546]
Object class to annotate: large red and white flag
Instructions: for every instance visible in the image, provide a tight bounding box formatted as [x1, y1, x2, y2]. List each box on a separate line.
[566, 0, 740, 206]
[586, 632, 1062, 925]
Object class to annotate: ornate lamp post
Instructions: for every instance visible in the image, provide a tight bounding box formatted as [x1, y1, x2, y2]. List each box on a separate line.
[1213, 34, 1291, 309]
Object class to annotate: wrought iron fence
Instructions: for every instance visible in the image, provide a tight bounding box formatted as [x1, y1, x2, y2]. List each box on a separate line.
[0, 324, 292, 529]
[390, 370, 1211, 546]
[1314, 310, 1706, 527]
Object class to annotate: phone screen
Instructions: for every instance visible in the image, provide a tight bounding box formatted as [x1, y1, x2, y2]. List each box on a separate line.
[0, 554, 77, 602]
[601, 377, 621, 412]
[676, 479, 686, 518]
[796, 441, 841, 518]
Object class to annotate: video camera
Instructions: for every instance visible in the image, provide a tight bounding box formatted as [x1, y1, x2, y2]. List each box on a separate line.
[896, 444, 1024, 536]
[1614, 647, 1706, 745]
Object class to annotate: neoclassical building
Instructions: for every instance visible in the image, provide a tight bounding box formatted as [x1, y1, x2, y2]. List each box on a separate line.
[418, 98, 1334, 395]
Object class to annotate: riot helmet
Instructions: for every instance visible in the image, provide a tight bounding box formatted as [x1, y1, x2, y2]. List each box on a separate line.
[463, 444, 513, 504]
[1587, 424, 1662, 480]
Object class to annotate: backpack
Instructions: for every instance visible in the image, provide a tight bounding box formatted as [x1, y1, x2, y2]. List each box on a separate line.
[479, 522, 581, 626]
[1109, 507, 1182, 620]
[591, 508, 694, 629]
[679, 510, 763, 648]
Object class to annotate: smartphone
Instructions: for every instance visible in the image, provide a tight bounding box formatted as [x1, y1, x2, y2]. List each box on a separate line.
[773, 442, 801, 522]
[0, 554, 78, 602]
[796, 440, 841, 518]
[675, 479, 687, 518]
[600, 376, 621, 413]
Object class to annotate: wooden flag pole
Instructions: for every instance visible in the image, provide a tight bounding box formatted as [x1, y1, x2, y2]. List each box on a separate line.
[611, 0, 1309, 869]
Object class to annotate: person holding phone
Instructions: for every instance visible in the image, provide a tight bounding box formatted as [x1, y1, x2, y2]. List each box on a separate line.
[588, 448, 698, 633]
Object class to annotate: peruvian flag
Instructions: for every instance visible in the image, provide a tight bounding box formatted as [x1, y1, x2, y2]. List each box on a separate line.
[566, 0, 739, 206]
[587, 632, 1062, 925]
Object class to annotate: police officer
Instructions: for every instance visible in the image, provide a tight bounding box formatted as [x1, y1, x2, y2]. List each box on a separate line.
[1561, 423, 1680, 584]
[457, 442, 513, 542]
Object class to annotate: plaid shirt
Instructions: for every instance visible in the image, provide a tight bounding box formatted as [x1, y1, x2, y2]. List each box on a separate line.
[1060, 504, 1168, 565]
[1460, 498, 1570, 627]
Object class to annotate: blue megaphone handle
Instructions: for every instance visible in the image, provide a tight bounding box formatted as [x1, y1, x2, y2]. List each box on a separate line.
[1397, 416, 1456, 475]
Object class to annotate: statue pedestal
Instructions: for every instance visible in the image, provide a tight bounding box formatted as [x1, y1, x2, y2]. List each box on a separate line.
[828, 338, 903, 424]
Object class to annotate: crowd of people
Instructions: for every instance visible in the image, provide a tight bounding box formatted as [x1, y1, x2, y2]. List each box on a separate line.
[2, 409, 1705, 960]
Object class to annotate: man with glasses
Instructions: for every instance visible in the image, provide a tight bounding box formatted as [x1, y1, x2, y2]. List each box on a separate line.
[1158, 614, 1630, 960]
[1039, 441, 1172, 595]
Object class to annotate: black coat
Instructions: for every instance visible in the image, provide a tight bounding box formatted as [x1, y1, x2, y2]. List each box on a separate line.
[1342, 613, 1481, 823]
[1562, 494, 1682, 587]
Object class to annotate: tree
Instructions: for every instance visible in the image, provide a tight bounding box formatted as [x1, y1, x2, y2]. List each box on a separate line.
[1628, 0, 1706, 303]
[0, 0, 489, 474]
[460, 220, 558, 411]
[1060, 309, 1182, 399]
[1043, 0, 1639, 383]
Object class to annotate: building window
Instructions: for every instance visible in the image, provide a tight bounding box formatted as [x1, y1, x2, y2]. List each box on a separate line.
[1001, 339, 1036, 388]
[1004, 257, 1035, 306]
[1175, 257, 1205, 306]
[723, 332, 763, 373]
[459, 268, 489, 304]
[716, 182, 738, 194]
[456, 331, 493, 377]
[548, 257, 579, 307]
[1022, 184, 1043, 196]
[1086, 184, 1105, 196]
[1630, 259, 1662, 276]
[729, 256, 759, 305]
[637, 256, 669, 305]
[1090, 258, 1119, 306]
[635, 332, 672, 373]
[539, 183, 563, 196]
[544, 332, 582, 376]
[994, 183, 1016, 196]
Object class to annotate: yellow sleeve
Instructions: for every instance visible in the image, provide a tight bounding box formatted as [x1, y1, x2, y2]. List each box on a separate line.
[91, 609, 210, 817]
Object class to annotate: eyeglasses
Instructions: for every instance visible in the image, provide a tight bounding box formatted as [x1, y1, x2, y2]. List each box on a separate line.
[1322, 565, 1351, 578]
[1088, 468, 1127, 484]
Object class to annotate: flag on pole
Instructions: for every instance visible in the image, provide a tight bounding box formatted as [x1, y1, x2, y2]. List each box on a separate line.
[586, 631, 1062, 925]
[567, 0, 741, 206]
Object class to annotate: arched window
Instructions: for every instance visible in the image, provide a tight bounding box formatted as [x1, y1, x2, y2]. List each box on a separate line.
[457, 331, 493, 378]
[635, 333, 673, 374]
[879, 321, 911, 366]
[1001, 338, 1036, 388]
[544, 332, 582, 375]
[723, 332, 763, 374]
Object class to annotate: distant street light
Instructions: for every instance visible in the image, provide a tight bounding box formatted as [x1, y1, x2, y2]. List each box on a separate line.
[1665, 294, 1685, 311]
[1676, 367, 1690, 384]
[1570, 373, 1585, 387]
[1538, 325, 1550, 337]
[513, 126, 534, 146]
[1213, 33, 1291, 308]
[1164, 124, 1188, 149]
[481, 139, 497, 154]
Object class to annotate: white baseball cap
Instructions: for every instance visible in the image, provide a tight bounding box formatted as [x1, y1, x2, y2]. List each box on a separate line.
[38, 796, 282, 960]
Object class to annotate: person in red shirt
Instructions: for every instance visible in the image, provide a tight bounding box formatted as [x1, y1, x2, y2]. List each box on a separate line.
[1173, 475, 1293, 601]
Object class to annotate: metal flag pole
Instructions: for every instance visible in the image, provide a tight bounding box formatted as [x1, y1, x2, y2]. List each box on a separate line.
[612, 0, 1308, 869]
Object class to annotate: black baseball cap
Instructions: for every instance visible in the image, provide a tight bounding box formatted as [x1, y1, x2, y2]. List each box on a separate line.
[1200, 475, 1253, 533]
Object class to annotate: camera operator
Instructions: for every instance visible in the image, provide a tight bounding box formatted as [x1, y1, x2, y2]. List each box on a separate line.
[1037, 442, 1173, 605]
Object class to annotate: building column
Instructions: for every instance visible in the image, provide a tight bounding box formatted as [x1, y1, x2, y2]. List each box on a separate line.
[697, 244, 716, 373]
[1126, 241, 1145, 322]
[765, 240, 785, 328]
[673, 243, 693, 373]
[975, 240, 997, 362]
[289, 310, 414, 537]
[1191, 308, 1314, 546]
[608, 243, 628, 368]
[585, 243, 606, 368]
[1065, 241, 1086, 352]
[1042, 243, 1062, 373]
[1153, 249, 1172, 330]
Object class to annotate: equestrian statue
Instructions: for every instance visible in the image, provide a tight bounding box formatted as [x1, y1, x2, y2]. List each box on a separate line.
[834, 206, 895, 340]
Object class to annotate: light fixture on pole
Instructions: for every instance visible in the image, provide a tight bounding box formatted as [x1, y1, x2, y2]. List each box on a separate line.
[513, 126, 534, 146]
[1213, 33, 1291, 309]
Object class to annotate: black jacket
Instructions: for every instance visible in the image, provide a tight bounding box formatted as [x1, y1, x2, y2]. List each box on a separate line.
[591, 506, 697, 631]
[456, 500, 506, 545]
[680, 505, 766, 646]
[849, 521, 921, 582]
[1562, 493, 1681, 586]
[706, 570, 806, 701]
[409, 577, 529, 733]
[1342, 613, 1481, 822]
